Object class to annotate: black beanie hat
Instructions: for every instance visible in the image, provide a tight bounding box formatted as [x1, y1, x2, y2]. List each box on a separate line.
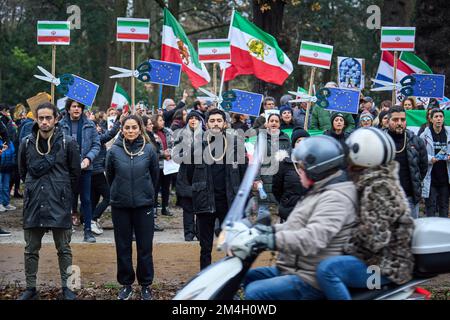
[186, 110, 204, 123]
[291, 126, 310, 148]
[330, 112, 347, 128]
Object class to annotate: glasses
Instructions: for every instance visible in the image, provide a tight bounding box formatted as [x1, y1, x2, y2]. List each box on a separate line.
[360, 117, 372, 122]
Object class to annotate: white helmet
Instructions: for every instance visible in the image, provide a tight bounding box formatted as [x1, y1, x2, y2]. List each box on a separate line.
[345, 127, 396, 167]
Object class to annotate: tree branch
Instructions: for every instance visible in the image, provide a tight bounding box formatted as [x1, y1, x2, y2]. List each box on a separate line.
[153, 0, 166, 9]
[186, 23, 229, 36]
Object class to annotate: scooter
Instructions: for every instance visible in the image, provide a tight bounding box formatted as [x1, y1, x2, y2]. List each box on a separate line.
[174, 132, 450, 300]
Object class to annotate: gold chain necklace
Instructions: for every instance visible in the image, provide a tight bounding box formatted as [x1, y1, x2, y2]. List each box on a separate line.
[207, 133, 227, 162]
[395, 132, 407, 154]
[35, 131, 54, 156]
[123, 137, 146, 158]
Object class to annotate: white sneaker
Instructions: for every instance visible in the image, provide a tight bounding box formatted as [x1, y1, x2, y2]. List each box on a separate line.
[91, 221, 103, 235]
[96, 221, 104, 233]
[0, 204, 6, 212]
[4, 204, 16, 211]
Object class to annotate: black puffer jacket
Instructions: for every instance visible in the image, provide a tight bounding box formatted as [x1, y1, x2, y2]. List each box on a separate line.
[106, 134, 159, 208]
[18, 124, 81, 229]
[272, 157, 308, 220]
[186, 130, 247, 214]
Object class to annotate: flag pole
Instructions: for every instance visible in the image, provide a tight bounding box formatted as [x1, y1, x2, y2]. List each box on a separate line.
[392, 50, 398, 105]
[218, 62, 227, 99]
[158, 85, 163, 110]
[213, 62, 218, 98]
[303, 67, 316, 131]
[131, 42, 136, 114]
[51, 44, 56, 104]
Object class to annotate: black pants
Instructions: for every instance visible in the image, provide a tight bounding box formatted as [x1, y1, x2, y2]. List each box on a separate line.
[425, 184, 449, 217]
[9, 164, 20, 194]
[196, 202, 228, 270]
[91, 172, 110, 221]
[179, 197, 197, 239]
[112, 206, 154, 286]
[155, 170, 173, 210]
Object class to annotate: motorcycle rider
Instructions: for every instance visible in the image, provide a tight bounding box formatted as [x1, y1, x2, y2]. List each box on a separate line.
[231, 135, 358, 300]
[316, 127, 415, 300]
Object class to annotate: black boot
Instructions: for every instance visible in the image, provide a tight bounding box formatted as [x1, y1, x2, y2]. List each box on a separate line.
[17, 288, 39, 300]
[62, 287, 76, 300]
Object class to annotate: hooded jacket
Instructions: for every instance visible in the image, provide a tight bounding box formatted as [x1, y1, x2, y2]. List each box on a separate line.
[18, 124, 81, 229]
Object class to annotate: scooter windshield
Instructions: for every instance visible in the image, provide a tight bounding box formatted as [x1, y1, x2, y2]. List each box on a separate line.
[221, 131, 267, 227]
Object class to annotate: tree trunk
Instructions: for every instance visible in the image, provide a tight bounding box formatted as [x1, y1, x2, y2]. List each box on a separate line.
[251, 0, 287, 105]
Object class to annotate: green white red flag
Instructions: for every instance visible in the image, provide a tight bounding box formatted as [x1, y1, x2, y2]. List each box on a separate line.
[111, 83, 131, 111]
[224, 11, 293, 85]
[380, 27, 416, 51]
[37, 21, 70, 45]
[116, 18, 150, 43]
[161, 8, 210, 88]
[298, 41, 333, 69]
[198, 39, 231, 63]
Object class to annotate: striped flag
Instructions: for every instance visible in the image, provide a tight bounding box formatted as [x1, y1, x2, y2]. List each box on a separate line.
[224, 11, 293, 85]
[111, 83, 131, 110]
[381, 27, 416, 51]
[37, 21, 70, 45]
[399, 51, 433, 74]
[116, 18, 150, 43]
[298, 41, 333, 69]
[161, 8, 210, 88]
[198, 39, 231, 63]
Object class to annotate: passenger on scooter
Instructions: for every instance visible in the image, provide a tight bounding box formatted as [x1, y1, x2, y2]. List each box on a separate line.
[231, 135, 358, 300]
[316, 127, 415, 300]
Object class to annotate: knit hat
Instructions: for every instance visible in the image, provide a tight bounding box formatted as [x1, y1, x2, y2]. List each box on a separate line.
[291, 126, 310, 148]
[279, 105, 293, 115]
[330, 112, 347, 128]
[359, 111, 373, 123]
[186, 110, 204, 123]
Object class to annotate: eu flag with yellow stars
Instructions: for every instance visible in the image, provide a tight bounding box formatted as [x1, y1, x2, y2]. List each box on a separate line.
[65, 75, 99, 107]
[226, 89, 263, 117]
[411, 74, 445, 98]
[324, 88, 360, 114]
[149, 59, 181, 87]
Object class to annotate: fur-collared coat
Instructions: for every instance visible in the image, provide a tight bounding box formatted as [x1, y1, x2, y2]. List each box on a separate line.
[345, 162, 415, 285]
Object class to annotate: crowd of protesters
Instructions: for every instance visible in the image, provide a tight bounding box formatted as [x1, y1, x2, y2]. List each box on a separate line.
[1, 86, 449, 300]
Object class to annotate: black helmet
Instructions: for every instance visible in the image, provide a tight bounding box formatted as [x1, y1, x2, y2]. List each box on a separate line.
[291, 135, 345, 181]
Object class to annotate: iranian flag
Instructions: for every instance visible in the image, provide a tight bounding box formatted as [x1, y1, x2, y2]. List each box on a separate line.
[381, 27, 416, 51]
[399, 51, 433, 74]
[37, 21, 70, 45]
[298, 41, 333, 69]
[161, 8, 210, 88]
[198, 39, 231, 63]
[117, 18, 150, 42]
[111, 83, 131, 112]
[224, 11, 293, 85]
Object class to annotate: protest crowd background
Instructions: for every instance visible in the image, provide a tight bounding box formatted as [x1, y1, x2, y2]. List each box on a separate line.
[0, 0, 449, 301]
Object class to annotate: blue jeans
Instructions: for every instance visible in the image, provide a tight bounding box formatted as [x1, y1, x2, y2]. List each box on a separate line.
[243, 266, 324, 300]
[0, 172, 11, 206]
[79, 171, 93, 232]
[407, 196, 419, 219]
[316, 255, 391, 300]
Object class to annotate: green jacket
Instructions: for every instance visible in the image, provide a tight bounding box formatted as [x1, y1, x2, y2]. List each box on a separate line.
[310, 107, 355, 133]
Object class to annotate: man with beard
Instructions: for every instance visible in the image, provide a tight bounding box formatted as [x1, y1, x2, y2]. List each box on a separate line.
[187, 109, 247, 270]
[17, 103, 81, 300]
[386, 106, 427, 218]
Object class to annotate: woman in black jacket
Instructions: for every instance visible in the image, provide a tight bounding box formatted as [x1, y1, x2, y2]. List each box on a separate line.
[323, 112, 351, 147]
[105, 115, 159, 300]
[272, 127, 310, 221]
